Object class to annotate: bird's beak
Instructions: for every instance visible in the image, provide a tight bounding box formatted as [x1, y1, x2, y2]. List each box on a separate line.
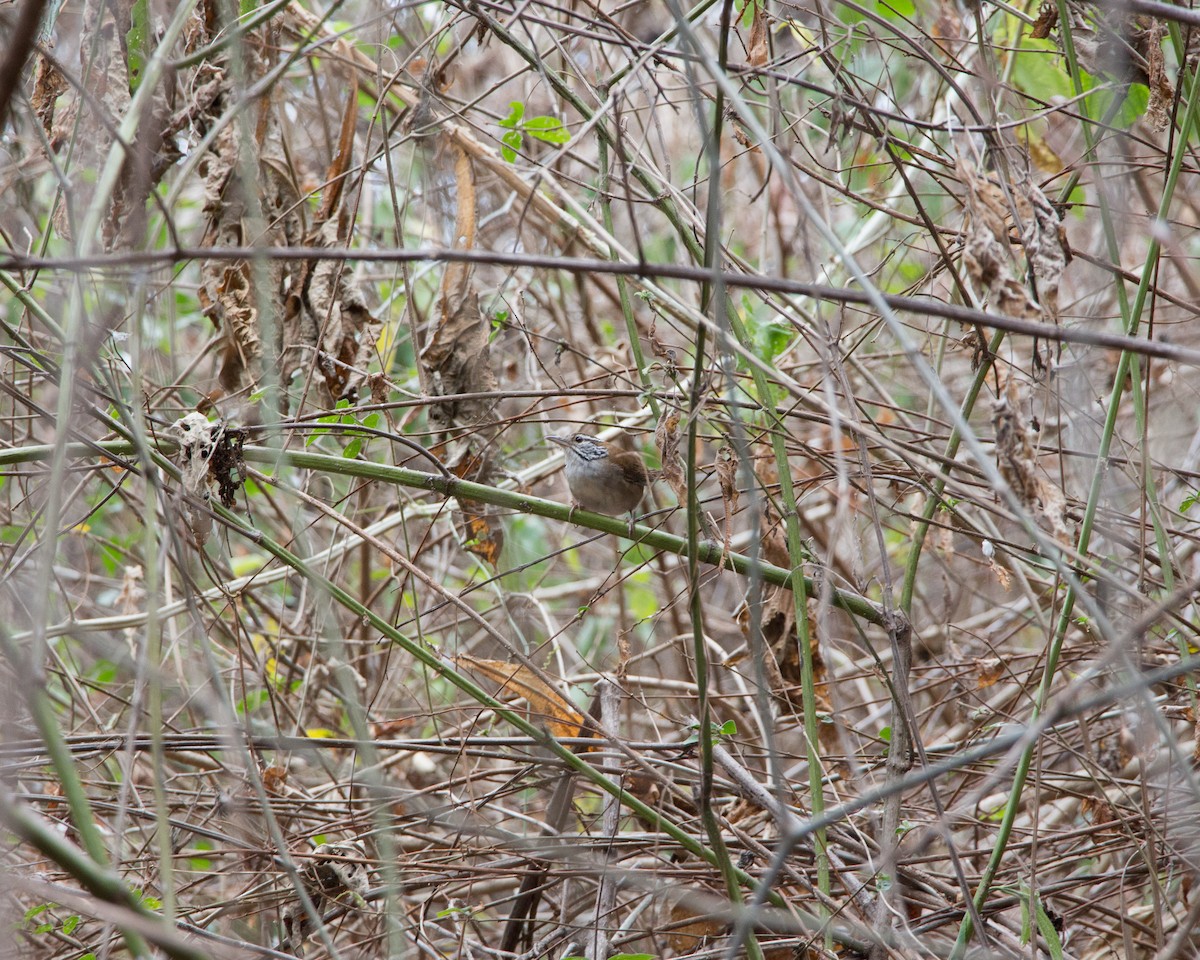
[546, 435, 570, 449]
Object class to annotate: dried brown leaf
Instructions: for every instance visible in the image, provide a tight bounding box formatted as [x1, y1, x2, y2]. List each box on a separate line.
[975, 657, 1004, 689]
[746, 3, 769, 66]
[455, 656, 585, 741]
[31, 55, 67, 134]
[715, 441, 740, 517]
[303, 219, 383, 406]
[1012, 176, 1070, 320]
[262, 764, 288, 795]
[991, 558, 1013, 591]
[420, 146, 497, 429]
[667, 895, 727, 955]
[992, 381, 1069, 541]
[1029, 3, 1058, 39]
[736, 583, 829, 714]
[50, 2, 131, 244]
[316, 72, 360, 222]
[448, 450, 504, 566]
[654, 409, 688, 504]
[1145, 19, 1173, 131]
[955, 140, 1041, 321]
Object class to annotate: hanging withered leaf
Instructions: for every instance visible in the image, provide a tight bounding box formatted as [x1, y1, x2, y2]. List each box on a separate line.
[1144, 18, 1174, 131]
[992, 379, 1070, 542]
[715, 440, 740, 553]
[449, 449, 504, 567]
[1029, 3, 1058, 39]
[953, 131, 1069, 325]
[746, 1, 769, 66]
[715, 441, 740, 515]
[455, 656, 586, 741]
[654, 409, 688, 505]
[735, 581, 830, 716]
[420, 144, 497, 430]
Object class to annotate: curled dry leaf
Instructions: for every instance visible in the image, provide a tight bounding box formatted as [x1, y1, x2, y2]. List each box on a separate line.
[262, 764, 288, 795]
[975, 657, 1005, 689]
[199, 60, 378, 415]
[735, 583, 830, 716]
[992, 381, 1069, 541]
[282, 75, 383, 408]
[654, 409, 688, 504]
[746, 2, 769, 66]
[449, 449, 504, 567]
[31, 56, 67, 134]
[1029, 2, 1058, 38]
[666, 894, 728, 955]
[954, 135, 1068, 322]
[715, 442, 740, 517]
[715, 440, 740, 552]
[956, 146, 1041, 321]
[455, 655, 585, 741]
[296, 218, 384, 407]
[1144, 18, 1174, 131]
[48, 2, 131, 245]
[1010, 174, 1070, 320]
[198, 118, 303, 407]
[988, 557, 1012, 590]
[421, 145, 498, 430]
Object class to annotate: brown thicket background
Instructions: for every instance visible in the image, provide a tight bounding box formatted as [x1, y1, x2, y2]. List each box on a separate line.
[2, 0, 1200, 958]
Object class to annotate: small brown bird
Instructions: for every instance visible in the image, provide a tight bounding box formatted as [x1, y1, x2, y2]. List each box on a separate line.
[547, 433, 649, 517]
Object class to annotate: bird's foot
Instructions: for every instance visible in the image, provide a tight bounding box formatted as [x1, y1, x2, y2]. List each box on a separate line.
[626, 512, 641, 539]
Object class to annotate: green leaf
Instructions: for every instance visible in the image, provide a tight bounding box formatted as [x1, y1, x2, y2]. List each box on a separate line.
[523, 115, 570, 144]
[342, 438, 363, 459]
[1008, 36, 1075, 104]
[61, 915, 80, 935]
[1087, 81, 1148, 130]
[1035, 905, 1064, 959]
[235, 689, 270, 716]
[126, 0, 149, 91]
[361, 413, 381, 429]
[718, 719, 737, 737]
[501, 128, 523, 163]
[499, 101, 525, 128]
[878, 0, 915, 19]
[1181, 490, 1199, 513]
[878, 725, 892, 743]
[89, 659, 117, 685]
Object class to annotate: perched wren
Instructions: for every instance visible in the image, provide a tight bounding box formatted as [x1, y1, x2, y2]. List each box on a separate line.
[548, 433, 649, 517]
